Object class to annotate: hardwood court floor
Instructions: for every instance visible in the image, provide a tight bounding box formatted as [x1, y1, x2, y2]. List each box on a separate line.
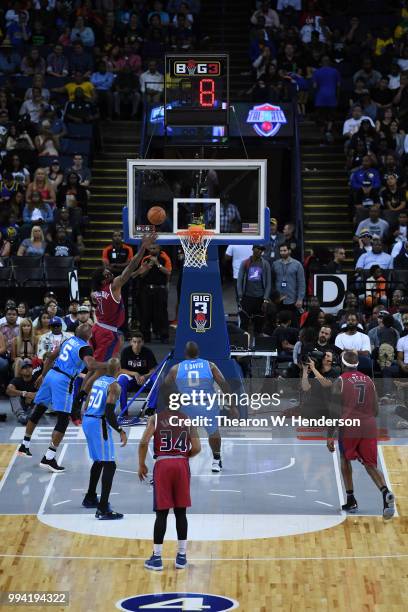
[0, 445, 407, 612]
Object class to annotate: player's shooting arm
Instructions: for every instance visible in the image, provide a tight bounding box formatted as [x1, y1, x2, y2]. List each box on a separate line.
[138, 416, 156, 480]
[188, 425, 201, 458]
[112, 233, 157, 290]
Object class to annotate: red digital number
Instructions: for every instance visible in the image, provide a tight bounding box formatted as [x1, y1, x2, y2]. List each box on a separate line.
[208, 63, 219, 74]
[199, 78, 215, 108]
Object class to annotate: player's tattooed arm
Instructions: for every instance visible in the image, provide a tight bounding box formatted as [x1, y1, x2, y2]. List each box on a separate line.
[164, 364, 178, 385]
[138, 416, 156, 481]
[112, 232, 157, 290]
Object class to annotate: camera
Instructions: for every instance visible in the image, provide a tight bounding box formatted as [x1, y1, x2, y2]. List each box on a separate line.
[300, 347, 325, 367]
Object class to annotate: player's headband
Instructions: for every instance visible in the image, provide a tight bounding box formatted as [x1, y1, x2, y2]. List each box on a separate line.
[341, 354, 358, 368]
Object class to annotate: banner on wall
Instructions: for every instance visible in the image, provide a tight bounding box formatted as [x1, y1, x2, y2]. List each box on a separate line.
[314, 274, 347, 314]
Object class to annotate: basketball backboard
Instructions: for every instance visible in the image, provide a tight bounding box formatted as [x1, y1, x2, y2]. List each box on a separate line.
[124, 159, 268, 245]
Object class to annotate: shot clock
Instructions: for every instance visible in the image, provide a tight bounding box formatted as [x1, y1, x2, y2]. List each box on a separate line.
[164, 54, 229, 127]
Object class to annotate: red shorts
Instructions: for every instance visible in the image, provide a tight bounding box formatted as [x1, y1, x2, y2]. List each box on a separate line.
[90, 324, 121, 361]
[153, 458, 191, 511]
[340, 437, 378, 466]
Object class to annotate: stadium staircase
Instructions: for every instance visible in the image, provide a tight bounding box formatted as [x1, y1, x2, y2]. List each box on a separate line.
[301, 132, 354, 272]
[81, 121, 141, 284]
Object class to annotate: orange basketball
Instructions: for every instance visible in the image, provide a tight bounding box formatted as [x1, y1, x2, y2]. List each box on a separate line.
[147, 206, 166, 226]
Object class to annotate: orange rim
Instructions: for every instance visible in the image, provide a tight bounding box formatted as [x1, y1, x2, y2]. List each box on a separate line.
[177, 228, 215, 244]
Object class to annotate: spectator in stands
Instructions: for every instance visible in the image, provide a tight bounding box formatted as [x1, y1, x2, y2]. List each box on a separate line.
[0, 40, 21, 75]
[64, 154, 91, 188]
[37, 317, 72, 360]
[68, 42, 94, 77]
[6, 358, 37, 424]
[326, 246, 346, 274]
[19, 86, 50, 125]
[34, 120, 60, 158]
[372, 76, 393, 111]
[26, 168, 56, 207]
[251, 0, 280, 30]
[343, 104, 375, 146]
[282, 222, 300, 259]
[70, 15, 95, 48]
[113, 64, 141, 119]
[117, 332, 157, 415]
[352, 179, 381, 213]
[171, 14, 194, 52]
[57, 172, 88, 216]
[34, 312, 51, 338]
[55, 71, 95, 102]
[22, 191, 53, 234]
[364, 265, 388, 308]
[312, 55, 340, 143]
[45, 226, 80, 264]
[0, 171, 22, 202]
[10, 319, 38, 377]
[53, 206, 85, 255]
[8, 154, 30, 188]
[90, 61, 115, 120]
[0, 306, 19, 358]
[5, 123, 35, 152]
[20, 47, 46, 76]
[393, 239, 408, 269]
[7, 12, 30, 52]
[63, 300, 79, 333]
[355, 205, 390, 240]
[382, 174, 406, 212]
[271, 309, 299, 359]
[382, 314, 408, 397]
[335, 311, 372, 374]
[393, 71, 408, 130]
[46, 44, 69, 78]
[0, 233, 11, 258]
[353, 57, 382, 88]
[355, 237, 393, 271]
[139, 59, 164, 104]
[350, 155, 381, 191]
[47, 159, 64, 190]
[64, 87, 100, 124]
[16, 303, 29, 320]
[76, 304, 92, 325]
[16, 225, 46, 257]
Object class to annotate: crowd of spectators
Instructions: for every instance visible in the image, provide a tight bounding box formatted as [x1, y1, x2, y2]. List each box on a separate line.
[0, 0, 204, 268]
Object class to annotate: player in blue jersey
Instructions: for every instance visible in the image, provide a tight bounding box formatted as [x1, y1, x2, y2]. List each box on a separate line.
[165, 341, 236, 473]
[17, 323, 108, 472]
[82, 357, 127, 520]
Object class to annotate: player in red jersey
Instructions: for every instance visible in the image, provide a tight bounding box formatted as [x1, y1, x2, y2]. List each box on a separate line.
[138, 399, 201, 571]
[327, 351, 395, 519]
[71, 233, 157, 419]
[90, 232, 156, 361]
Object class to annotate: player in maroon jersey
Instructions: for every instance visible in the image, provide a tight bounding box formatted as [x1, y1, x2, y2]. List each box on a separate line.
[90, 232, 157, 361]
[138, 402, 201, 571]
[327, 351, 395, 519]
[71, 233, 156, 420]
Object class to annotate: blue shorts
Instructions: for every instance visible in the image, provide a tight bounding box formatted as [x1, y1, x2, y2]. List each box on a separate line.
[183, 403, 220, 435]
[34, 369, 74, 414]
[82, 416, 116, 462]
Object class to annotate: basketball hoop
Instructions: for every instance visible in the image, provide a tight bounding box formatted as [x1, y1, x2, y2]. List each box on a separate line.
[177, 226, 214, 268]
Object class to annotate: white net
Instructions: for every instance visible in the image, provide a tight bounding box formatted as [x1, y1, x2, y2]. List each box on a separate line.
[178, 229, 214, 268]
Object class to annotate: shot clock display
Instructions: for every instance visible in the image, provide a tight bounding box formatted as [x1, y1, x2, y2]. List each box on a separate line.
[164, 54, 229, 127]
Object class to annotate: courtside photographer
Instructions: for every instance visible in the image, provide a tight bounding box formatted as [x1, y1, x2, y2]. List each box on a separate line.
[300, 350, 339, 419]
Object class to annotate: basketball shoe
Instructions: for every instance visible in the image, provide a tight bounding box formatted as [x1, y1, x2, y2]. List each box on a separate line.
[17, 444, 32, 458]
[144, 554, 163, 571]
[383, 491, 395, 520]
[211, 458, 222, 473]
[175, 553, 187, 569]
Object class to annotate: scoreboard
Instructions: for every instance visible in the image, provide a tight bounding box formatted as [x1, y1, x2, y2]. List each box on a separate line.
[164, 54, 229, 127]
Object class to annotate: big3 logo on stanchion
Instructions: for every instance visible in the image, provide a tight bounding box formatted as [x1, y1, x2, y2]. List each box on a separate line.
[190, 293, 212, 333]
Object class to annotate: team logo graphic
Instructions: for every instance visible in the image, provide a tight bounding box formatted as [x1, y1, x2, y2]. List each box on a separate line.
[246, 103, 287, 137]
[173, 60, 221, 76]
[190, 293, 212, 333]
[116, 592, 239, 611]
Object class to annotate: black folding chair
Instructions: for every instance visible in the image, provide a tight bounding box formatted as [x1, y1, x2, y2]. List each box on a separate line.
[43, 257, 75, 288]
[11, 256, 45, 287]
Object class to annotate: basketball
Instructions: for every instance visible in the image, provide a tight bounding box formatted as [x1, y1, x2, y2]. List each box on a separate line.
[147, 206, 167, 226]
